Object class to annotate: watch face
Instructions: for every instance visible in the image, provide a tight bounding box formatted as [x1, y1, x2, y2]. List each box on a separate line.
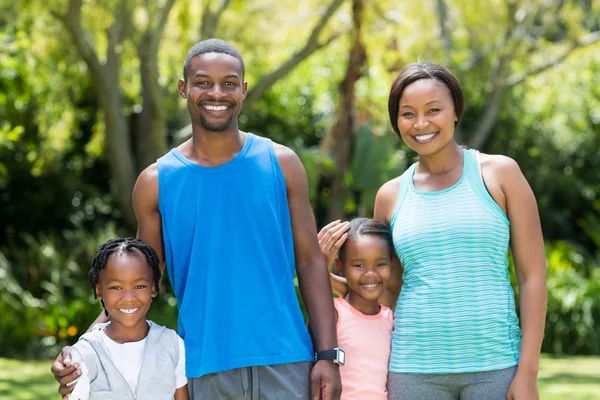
[338, 350, 345, 365]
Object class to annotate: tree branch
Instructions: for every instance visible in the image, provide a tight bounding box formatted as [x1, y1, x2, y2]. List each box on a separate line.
[157, 0, 177, 39]
[51, 0, 104, 83]
[232, 0, 346, 108]
[176, 0, 346, 142]
[52, 0, 137, 228]
[436, 0, 452, 63]
[200, 0, 232, 39]
[106, 0, 134, 79]
[243, 31, 345, 109]
[502, 31, 600, 87]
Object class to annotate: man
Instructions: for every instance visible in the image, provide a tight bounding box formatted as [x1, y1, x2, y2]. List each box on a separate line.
[51, 39, 342, 400]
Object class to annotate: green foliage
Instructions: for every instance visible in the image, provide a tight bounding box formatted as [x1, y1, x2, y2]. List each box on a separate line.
[542, 239, 600, 355]
[0, 225, 121, 358]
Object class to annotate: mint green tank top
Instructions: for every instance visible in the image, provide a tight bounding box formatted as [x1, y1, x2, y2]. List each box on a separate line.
[389, 148, 521, 373]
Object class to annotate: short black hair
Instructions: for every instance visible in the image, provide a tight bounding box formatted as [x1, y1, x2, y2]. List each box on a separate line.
[89, 237, 161, 316]
[182, 38, 245, 80]
[388, 61, 464, 137]
[338, 218, 395, 262]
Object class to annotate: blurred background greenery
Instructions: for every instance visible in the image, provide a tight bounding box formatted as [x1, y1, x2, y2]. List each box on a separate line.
[1, 0, 599, 395]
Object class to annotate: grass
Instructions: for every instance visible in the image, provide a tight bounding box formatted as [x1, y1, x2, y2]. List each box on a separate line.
[0, 355, 598, 399]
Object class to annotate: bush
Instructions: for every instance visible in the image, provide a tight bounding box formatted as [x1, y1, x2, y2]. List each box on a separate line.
[0, 226, 118, 358]
[542, 241, 600, 355]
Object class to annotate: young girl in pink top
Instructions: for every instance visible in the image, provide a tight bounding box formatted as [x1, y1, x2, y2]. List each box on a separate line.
[319, 218, 394, 400]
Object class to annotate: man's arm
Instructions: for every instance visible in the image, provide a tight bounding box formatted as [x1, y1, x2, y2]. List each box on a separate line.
[132, 163, 165, 271]
[274, 143, 341, 400]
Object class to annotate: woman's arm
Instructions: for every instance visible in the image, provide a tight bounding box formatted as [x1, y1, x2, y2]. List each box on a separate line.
[493, 156, 547, 399]
[374, 178, 403, 310]
[318, 220, 350, 297]
[329, 273, 349, 297]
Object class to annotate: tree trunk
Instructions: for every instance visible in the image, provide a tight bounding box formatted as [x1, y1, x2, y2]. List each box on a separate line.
[55, 0, 137, 228]
[200, 0, 232, 40]
[99, 90, 137, 227]
[467, 84, 509, 150]
[135, 33, 168, 171]
[436, 0, 451, 63]
[322, 0, 366, 222]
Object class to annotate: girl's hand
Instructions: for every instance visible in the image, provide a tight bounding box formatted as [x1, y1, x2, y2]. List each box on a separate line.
[318, 220, 350, 269]
[506, 370, 539, 400]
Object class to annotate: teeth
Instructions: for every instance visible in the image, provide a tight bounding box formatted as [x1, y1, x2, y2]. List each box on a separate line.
[119, 308, 138, 314]
[361, 283, 380, 289]
[204, 105, 228, 111]
[414, 133, 436, 142]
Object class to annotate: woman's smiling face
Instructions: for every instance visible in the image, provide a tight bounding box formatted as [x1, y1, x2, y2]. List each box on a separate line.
[396, 78, 458, 156]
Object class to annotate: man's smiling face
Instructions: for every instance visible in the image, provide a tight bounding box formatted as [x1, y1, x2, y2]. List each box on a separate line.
[180, 52, 247, 132]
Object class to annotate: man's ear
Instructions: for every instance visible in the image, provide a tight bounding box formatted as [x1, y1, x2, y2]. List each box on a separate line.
[242, 81, 248, 98]
[178, 78, 187, 98]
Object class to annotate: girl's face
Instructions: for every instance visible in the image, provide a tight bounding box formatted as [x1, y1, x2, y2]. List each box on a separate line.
[96, 252, 156, 334]
[336, 235, 392, 303]
[396, 78, 457, 156]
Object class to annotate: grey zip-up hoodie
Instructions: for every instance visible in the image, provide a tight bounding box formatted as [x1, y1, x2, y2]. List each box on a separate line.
[72, 321, 181, 399]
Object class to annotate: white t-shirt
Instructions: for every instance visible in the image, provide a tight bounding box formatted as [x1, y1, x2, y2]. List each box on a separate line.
[68, 321, 186, 400]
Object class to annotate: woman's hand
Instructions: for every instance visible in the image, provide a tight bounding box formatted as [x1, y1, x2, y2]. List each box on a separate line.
[506, 370, 539, 400]
[317, 220, 350, 269]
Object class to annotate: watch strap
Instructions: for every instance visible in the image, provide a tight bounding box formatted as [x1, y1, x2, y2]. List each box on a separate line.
[314, 349, 337, 361]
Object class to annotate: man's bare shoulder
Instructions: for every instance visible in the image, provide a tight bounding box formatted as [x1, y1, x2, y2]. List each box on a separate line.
[136, 163, 159, 187]
[272, 142, 304, 174]
[272, 142, 300, 162]
[133, 163, 159, 209]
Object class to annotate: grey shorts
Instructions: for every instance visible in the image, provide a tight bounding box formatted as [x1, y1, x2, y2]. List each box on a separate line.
[387, 366, 517, 400]
[188, 362, 311, 400]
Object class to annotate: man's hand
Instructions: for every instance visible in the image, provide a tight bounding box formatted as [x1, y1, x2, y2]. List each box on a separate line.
[310, 360, 342, 400]
[506, 370, 539, 400]
[318, 220, 349, 269]
[50, 346, 80, 399]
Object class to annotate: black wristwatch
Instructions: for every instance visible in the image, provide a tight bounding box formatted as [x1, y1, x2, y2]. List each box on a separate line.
[314, 347, 345, 366]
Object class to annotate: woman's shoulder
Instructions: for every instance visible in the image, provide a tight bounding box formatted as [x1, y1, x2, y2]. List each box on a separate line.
[478, 152, 524, 186]
[375, 177, 402, 224]
[479, 152, 521, 173]
[377, 176, 402, 197]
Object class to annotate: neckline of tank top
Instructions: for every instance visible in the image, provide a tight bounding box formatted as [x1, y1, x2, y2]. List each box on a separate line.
[335, 296, 388, 319]
[408, 148, 471, 196]
[171, 132, 254, 172]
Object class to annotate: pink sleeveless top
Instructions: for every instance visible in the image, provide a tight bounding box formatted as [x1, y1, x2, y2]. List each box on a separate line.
[334, 296, 394, 400]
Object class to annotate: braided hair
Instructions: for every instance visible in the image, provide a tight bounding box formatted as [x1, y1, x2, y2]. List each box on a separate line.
[338, 218, 395, 262]
[89, 237, 161, 316]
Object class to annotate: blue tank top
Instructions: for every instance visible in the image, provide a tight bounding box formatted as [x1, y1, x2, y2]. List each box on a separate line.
[388, 148, 521, 373]
[157, 133, 313, 378]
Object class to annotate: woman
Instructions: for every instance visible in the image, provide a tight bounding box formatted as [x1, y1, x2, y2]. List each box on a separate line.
[319, 62, 547, 400]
